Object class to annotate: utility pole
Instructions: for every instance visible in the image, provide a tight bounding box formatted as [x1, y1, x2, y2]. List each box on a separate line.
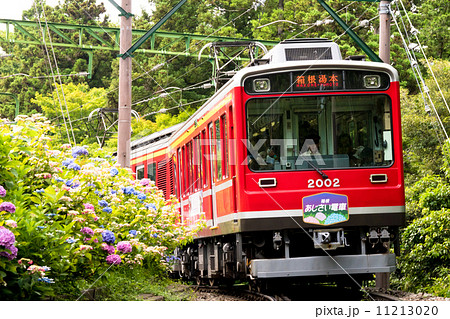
[117, 0, 133, 167]
[379, 0, 391, 63]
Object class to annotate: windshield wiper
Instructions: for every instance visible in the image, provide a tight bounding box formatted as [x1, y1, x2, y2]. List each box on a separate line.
[299, 155, 329, 180]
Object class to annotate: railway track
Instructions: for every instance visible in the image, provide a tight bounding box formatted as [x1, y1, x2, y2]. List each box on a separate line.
[193, 283, 400, 301]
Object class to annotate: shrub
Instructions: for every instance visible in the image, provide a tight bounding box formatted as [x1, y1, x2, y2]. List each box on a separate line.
[0, 115, 204, 299]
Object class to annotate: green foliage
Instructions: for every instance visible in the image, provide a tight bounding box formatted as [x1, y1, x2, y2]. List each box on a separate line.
[398, 209, 450, 294]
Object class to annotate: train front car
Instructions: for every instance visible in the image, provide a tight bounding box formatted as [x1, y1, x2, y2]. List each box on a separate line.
[234, 39, 405, 285]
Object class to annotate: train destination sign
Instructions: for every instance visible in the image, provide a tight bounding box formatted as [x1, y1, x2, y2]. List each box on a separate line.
[244, 70, 390, 94]
[302, 192, 349, 225]
[293, 71, 343, 91]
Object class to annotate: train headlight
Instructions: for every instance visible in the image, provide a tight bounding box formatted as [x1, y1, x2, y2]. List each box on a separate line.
[363, 75, 381, 89]
[253, 78, 271, 92]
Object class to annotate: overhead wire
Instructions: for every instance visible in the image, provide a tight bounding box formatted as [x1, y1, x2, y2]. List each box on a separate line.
[396, 0, 450, 116]
[390, 1, 449, 140]
[33, 1, 73, 146]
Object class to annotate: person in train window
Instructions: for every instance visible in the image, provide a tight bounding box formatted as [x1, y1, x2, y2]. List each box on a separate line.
[265, 148, 279, 167]
[300, 134, 321, 156]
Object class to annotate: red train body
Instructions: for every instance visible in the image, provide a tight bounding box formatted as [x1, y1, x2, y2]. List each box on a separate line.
[130, 39, 405, 284]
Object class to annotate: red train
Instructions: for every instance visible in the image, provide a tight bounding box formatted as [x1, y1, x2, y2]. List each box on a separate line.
[130, 39, 405, 286]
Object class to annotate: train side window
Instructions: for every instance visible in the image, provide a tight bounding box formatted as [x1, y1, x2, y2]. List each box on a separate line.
[215, 119, 223, 180]
[221, 114, 229, 179]
[182, 145, 187, 195]
[193, 135, 202, 191]
[147, 163, 156, 181]
[201, 129, 207, 187]
[188, 140, 194, 193]
[136, 165, 144, 180]
[178, 148, 184, 195]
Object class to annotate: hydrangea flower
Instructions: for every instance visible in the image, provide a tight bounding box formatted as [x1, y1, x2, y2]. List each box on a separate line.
[38, 277, 55, 284]
[35, 189, 45, 194]
[62, 158, 74, 167]
[117, 241, 132, 253]
[0, 202, 16, 214]
[0, 245, 18, 260]
[80, 227, 94, 236]
[146, 203, 156, 210]
[137, 193, 146, 201]
[71, 146, 88, 158]
[0, 186, 6, 197]
[139, 179, 150, 186]
[0, 227, 15, 247]
[324, 213, 347, 225]
[101, 243, 115, 254]
[67, 162, 81, 171]
[98, 200, 109, 207]
[122, 187, 135, 195]
[106, 254, 121, 265]
[5, 220, 17, 228]
[102, 230, 115, 244]
[110, 167, 119, 177]
[84, 203, 95, 211]
[102, 207, 113, 214]
[129, 230, 137, 237]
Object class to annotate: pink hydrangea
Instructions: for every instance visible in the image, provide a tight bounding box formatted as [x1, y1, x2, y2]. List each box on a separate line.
[0, 202, 16, 214]
[83, 203, 95, 211]
[117, 241, 132, 254]
[315, 212, 326, 221]
[106, 254, 121, 265]
[0, 227, 15, 247]
[303, 216, 320, 224]
[80, 227, 94, 236]
[0, 186, 6, 197]
[5, 220, 17, 228]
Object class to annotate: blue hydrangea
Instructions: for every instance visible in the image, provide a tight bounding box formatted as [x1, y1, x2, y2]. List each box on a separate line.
[129, 230, 137, 237]
[98, 200, 109, 207]
[122, 186, 135, 195]
[54, 176, 64, 182]
[71, 146, 89, 158]
[65, 179, 73, 187]
[35, 189, 45, 194]
[67, 162, 81, 171]
[137, 193, 146, 201]
[62, 159, 74, 167]
[110, 167, 119, 177]
[102, 230, 115, 244]
[111, 190, 117, 195]
[324, 213, 347, 225]
[146, 203, 156, 210]
[102, 207, 113, 214]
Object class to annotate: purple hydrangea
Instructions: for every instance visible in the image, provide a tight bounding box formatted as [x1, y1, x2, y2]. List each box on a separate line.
[0, 202, 16, 214]
[0, 186, 6, 197]
[0, 227, 15, 247]
[80, 227, 94, 236]
[102, 230, 115, 244]
[71, 146, 89, 158]
[0, 244, 18, 260]
[106, 254, 121, 265]
[117, 241, 132, 254]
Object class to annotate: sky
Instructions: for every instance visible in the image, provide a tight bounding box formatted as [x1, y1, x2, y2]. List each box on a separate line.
[0, 0, 153, 23]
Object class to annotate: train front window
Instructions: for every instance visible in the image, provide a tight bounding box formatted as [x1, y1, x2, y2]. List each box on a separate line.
[246, 95, 393, 171]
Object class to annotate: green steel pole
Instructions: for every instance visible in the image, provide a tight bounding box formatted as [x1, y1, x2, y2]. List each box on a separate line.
[317, 0, 382, 62]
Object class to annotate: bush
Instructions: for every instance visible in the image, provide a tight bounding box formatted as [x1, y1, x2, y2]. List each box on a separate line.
[0, 115, 204, 299]
[398, 209, 450, 295]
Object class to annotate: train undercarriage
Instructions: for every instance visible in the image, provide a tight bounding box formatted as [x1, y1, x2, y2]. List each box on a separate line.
[172, 226, 400, 287]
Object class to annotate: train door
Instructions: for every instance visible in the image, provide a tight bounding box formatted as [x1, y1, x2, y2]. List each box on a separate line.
[208, 122, 218, 227]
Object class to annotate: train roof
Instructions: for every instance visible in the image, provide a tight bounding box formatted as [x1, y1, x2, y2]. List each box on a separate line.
[130, 122, 184, 157]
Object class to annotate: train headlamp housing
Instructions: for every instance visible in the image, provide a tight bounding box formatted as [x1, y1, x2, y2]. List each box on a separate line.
[363, 75, 381, 89]
[253, 78, 271, 92]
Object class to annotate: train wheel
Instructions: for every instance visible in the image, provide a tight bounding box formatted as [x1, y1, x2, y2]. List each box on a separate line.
[208, 278, 217, 287]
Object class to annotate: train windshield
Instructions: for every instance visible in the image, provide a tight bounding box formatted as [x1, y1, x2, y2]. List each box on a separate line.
[246, 95, 393, 171]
